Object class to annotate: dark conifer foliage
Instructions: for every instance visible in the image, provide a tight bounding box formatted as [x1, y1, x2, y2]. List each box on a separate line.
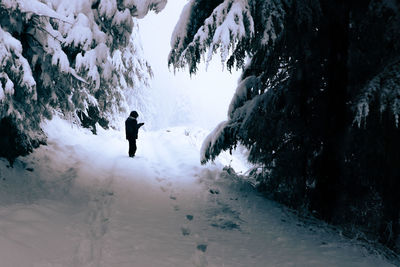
[170, 0, 400, 248]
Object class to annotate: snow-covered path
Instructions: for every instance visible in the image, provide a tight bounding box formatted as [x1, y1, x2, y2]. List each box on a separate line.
[0, 118, 396, 267]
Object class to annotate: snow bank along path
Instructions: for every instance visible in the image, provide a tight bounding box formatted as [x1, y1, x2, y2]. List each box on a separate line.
[0, 117, 395, 267]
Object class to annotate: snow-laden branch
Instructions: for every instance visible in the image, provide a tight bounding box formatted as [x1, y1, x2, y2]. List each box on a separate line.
[354, 60, 400, 128]
[169, 0, 286, 74]
[169, 0, 254, 73]
[0, 26, 36, 104]
[228, 75, 260, 117]
[1, 0, 68, 22]
[201, 120, 230, 164]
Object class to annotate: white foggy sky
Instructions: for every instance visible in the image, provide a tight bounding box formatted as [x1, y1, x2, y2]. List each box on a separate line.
[138, 0, 241, 130]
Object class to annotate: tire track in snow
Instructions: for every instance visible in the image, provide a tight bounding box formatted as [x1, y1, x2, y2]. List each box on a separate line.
[73, 160, 117, 267]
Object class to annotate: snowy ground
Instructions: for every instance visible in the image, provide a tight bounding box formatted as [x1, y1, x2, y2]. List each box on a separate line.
[0, 117, 397, 267]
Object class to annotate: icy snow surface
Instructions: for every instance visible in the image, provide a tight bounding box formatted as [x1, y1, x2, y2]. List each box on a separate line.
[0, 117, 396, 267]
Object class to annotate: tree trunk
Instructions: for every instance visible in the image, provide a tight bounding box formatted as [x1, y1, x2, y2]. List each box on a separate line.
[313, 1, 350, 222]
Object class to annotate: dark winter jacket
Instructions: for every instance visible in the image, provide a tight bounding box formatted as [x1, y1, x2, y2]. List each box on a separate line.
[125, 116, 144, 140]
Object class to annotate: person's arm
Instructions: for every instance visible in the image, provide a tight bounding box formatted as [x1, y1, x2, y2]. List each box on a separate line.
[138, 122, 144, 128]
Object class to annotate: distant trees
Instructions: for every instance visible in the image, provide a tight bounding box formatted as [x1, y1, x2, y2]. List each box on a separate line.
[170, 0, 400, 248]
[0, 0, 166, 162]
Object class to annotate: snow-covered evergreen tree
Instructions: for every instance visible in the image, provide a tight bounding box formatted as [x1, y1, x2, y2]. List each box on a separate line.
[0, 0, 166, 161]
[111, 21, 154, 128]
[170, 0, 400, 248]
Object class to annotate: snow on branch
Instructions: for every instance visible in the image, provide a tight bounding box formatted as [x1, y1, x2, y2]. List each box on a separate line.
[169, 0, 254, 74]
[0, 26, 36, 94]
[256, 0, 285, 46]
[1, 0, 68, 22]
[123, 0, 167, 19]
[228, 75, 260, 117]
[354, 60, 400, 127]
[0, 24, 38, 126]
[169, 0, 286, 74]
[201, 121, 231, 164]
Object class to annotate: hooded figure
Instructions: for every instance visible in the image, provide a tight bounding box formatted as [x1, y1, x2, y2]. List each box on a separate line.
[125, 111, 144, 157]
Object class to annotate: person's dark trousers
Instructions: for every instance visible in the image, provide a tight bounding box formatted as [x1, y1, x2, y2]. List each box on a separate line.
[128, 138, 137, 157]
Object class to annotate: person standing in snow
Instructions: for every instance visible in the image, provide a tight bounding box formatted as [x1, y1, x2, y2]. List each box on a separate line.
[125, 111, 144, 158]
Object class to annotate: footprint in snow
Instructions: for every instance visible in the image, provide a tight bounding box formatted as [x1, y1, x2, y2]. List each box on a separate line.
[192, 243, 208, 267]
[196, 244, 207, 252]
[181, 226, 191, 236]
[160, 186, 167, 192]
[207, 203, 242, 231]
[181, 215, 194, 236]
[155, 177, 165, 183]
[209, 188, 220, 195]
[210, 217, 240, 230]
